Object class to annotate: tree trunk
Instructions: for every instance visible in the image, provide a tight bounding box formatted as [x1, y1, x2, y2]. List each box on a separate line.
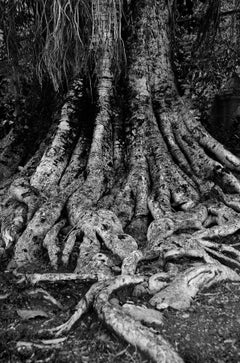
[1, 0, 240, 361]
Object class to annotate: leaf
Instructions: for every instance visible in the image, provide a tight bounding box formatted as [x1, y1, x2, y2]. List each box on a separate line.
[122, 304, 163, 325]
[17, 309, 49, 320]
[0, 293, 10, 300]
[40, 337, 67, 345]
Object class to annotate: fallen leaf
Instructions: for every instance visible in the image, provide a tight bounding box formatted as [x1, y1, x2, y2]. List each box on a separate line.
[17, 309, 49, 320]
[0, 293, 10, 300]
[27, 288, 63, 309]
[40, 337, 67, 345]
[122, 304, 163, 325]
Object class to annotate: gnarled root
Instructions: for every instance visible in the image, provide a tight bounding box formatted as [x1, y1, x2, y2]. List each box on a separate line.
[94, 275, 183, 363]
[40, 281, 105, 337]
[150, 263, 240, 310]
[61, 209, 138, 277]
[15, 271, 98, 285]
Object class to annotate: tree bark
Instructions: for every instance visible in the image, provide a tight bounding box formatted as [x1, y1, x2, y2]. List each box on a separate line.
[1, 0, 240, 361]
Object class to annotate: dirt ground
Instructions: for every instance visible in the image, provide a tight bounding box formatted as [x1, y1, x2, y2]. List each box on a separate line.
[1, 232, 240, 363]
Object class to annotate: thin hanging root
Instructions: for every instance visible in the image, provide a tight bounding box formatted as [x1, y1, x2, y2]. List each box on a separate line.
[15, 272, 98, 285]
[150, 263, 240, 311]
[42, 282, 105, 337]
[94, 275, 183, 363]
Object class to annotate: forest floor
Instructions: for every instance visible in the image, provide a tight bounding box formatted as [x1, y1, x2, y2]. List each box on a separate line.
[1, 233, 240, 363]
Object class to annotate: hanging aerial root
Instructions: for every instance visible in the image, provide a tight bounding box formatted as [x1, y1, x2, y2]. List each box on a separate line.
[94, 275, 183, 363]
[150, 263, 240, 310]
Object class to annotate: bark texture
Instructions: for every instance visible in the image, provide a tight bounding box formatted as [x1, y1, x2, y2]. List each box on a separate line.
[1, 0, 240, 361]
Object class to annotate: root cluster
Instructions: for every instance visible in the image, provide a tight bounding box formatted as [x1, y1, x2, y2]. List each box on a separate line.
[1, 0, 240, 362]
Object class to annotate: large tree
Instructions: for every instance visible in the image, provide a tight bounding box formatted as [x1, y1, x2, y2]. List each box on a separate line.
[1, 0, 240, 361]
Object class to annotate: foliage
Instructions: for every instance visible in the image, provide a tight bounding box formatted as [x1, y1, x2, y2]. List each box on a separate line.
[172, 0, 240, 123]
[0, 0, 126, 135]
[0, 0, 240, 132]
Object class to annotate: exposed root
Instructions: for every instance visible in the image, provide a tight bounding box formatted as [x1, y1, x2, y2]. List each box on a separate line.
[61, 228, 79, 266]
[8, 180, 79, 268]
[181, 104, 240, 172]
[15, 272, 98, 285]
[1, 199, 27, 249]
[149, 263, 240, 310]
[149, 272, 172, 294]
[43, 219, 66, 269]
[41, 281, 105, 337]
[27, 288, 64, 310]
[30, 78, 84, 193]
[194, 219, 240, 239]
[94, 275, 184, 363]
[60, 209, 138, 276]
[59, 134, 90, 189]
[3, 0, 240, 361]
[9, 177, 42, 221]
[121, 250, 143, 275]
